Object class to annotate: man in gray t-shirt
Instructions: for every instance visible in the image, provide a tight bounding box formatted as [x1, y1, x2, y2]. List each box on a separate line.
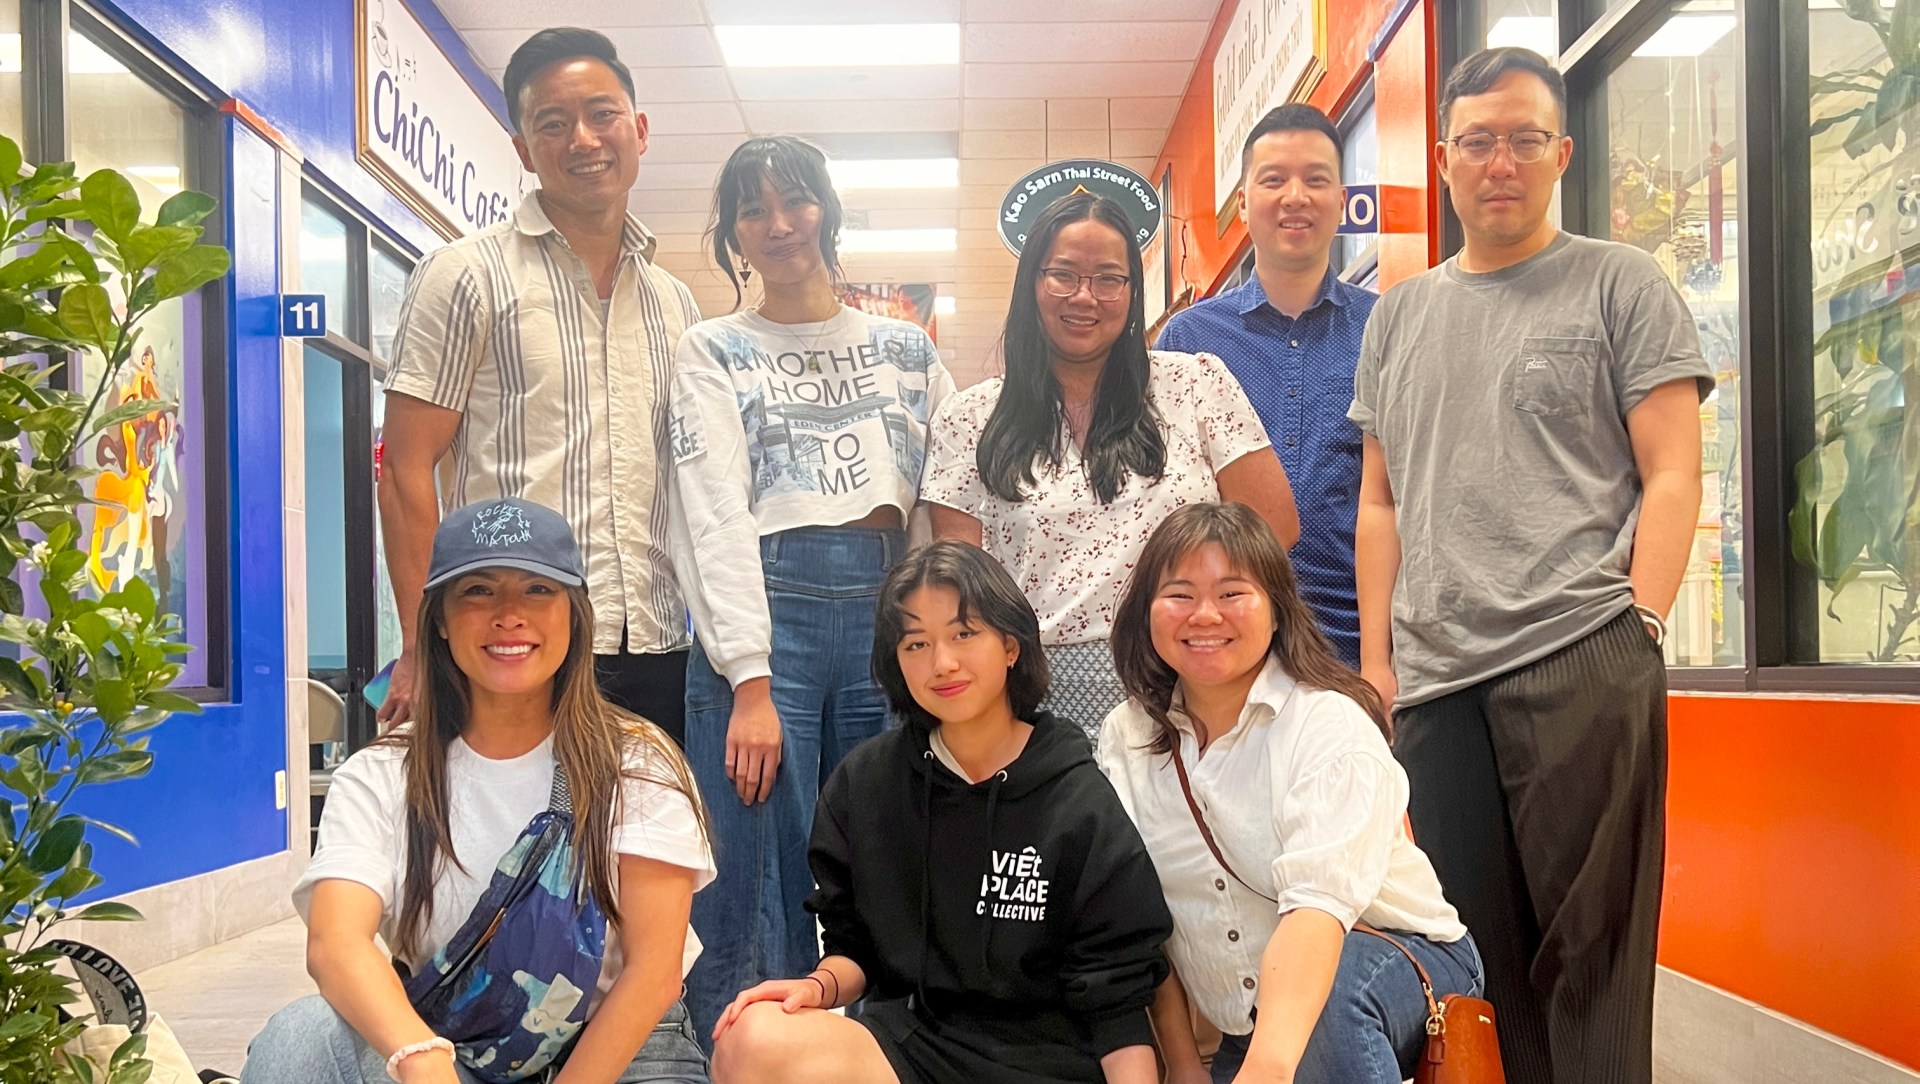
[1350, 49, 1710, 1084]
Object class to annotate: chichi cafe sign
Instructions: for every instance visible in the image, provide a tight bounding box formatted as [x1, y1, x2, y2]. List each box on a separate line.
[357, 0, 528, 239]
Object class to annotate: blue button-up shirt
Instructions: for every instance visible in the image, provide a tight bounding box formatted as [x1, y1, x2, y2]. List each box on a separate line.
[1157, 269, 1377, 665]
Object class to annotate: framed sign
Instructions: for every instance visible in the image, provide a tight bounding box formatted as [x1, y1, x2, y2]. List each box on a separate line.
[1211, 0, 1327, 226]
[998, 159, 1163, 256]
[356, 0, 529, 239]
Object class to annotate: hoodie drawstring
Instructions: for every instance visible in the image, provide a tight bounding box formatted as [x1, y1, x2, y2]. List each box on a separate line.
[979, 768, 1009, 977]
[914, 750, 936, 1018]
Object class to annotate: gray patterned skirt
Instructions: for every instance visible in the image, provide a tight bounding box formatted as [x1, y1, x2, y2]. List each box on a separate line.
[1041, 640, 1127, 747]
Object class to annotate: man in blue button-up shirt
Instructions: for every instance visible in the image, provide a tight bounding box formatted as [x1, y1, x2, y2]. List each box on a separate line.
[1157, 104, 1376, 666]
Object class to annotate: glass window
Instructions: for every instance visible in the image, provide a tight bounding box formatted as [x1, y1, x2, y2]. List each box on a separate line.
[1801, 0, 1920, 662]
[1599, 2, 1744, 666]
[304, 346, 348, 674]
[0, 4, 23, 147]
[66, 24, 212, 687]
[1484, 0, 1558, 59]
[300, 199, 355, 341]
[370, 247, 409, 359]
[1336, 99, 1379, 277]
[371, 378, 403, 669]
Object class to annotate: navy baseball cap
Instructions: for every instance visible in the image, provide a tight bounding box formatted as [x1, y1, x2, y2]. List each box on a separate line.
[425, 498, 586, 590]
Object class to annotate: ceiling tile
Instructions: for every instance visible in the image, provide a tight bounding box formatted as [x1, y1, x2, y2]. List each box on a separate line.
[633, 162, 728, 189]
[966, 21, 1208, 63]
[461, 26, 723, 69]
[644, 101, 749, 136]
[437, 0, 709, 28]
[1108, 96, 1181, 130]
[964, 62, 1192, 98]
[960, 129, 1045, 158]
[643, 132, 758, 164]
[963, 98, 1045, 130]
[964, 0, 1220, 20]
[730, 67, 962, 101]
[1111, 128, 1167, 158]
[743, 99, 960, 133]
[959, 157, 1037, 187]
[628, 68, 740, 104]
[708, 0, 963, 23]
[1046, 129, 1112, 158]
[1046, 98, 1109, 130]
[628, 188, 721, 214]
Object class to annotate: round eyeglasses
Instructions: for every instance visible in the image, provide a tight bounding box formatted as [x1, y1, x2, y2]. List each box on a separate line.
[1040, 268, 1130, 302]
[1446, 130, 1561, 165]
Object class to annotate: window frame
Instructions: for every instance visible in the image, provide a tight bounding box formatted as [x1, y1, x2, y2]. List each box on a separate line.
[297, 182, 417, 750]
[12, 1, 235, 698]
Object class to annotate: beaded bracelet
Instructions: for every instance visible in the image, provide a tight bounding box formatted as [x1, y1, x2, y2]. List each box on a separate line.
[385, 1037, 454, 1081]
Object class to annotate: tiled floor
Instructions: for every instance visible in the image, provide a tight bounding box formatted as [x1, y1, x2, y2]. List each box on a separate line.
[134, 918, 312, 1075]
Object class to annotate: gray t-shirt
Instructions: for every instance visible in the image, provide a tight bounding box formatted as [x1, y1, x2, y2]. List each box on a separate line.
[1348, 232, 1712, 707]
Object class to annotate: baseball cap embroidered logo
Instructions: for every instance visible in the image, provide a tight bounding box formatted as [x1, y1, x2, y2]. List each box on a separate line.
[424, 498, 587, 589]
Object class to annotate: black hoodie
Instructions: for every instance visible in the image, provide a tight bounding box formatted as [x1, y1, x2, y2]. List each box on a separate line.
[806, 711, 1173, 1065]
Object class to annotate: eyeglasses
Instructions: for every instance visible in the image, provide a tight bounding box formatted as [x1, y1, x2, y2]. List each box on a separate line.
[1039, 268, 1130, 302]
[1445, 130, 1561, 165]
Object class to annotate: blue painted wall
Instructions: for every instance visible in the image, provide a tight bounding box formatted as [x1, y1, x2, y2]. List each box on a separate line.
[62, 0, 505, 895]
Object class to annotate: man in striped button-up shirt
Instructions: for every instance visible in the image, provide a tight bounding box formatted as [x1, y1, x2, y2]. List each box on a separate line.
[377, 29, 700, 743]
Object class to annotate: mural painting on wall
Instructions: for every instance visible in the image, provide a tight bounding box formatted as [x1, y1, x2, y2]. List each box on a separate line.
[84, 323, 185, 617]
[836, 283, 938, 342]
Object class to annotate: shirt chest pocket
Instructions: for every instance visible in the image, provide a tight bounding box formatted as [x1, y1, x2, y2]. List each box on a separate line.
[1512, 336, 1601, 418]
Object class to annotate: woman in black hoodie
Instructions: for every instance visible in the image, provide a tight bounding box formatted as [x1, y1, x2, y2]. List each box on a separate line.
[709, 540, 1173, 1084]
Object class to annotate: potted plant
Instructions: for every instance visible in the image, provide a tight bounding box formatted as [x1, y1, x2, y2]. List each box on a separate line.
[0, 132, 230, 1082]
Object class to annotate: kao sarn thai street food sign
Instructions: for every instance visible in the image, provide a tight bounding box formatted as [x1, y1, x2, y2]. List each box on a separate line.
[998, 160, 1164, 256]
[356, 0, 529, 239]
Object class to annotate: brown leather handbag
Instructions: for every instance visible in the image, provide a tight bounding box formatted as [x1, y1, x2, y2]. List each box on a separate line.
[1169, 746, 1507, 1084]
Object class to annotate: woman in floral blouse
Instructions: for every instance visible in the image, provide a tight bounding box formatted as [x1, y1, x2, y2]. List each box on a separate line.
[921, 192, 1298, 742]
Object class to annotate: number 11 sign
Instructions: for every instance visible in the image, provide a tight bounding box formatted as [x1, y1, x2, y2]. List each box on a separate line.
[281, 294, 328, 338]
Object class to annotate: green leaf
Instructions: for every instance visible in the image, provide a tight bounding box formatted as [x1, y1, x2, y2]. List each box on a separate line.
[152, 245, 230, 301]
[68, 611, 111, 656]
[0, 575, 21, 616]
[73, 901, 143, 924]
[155, 190, 215, 228]
[0, 242, 73, 290]
[86, 398, 172, 439]
[0, 656, 38, 701]
[47, 548, 87, 586]
[117, 226, 198, 275]
[118, 575, 156, 622]
[0, 134, 21, 185]
[55, 283, 116, 347]
[79, 170, 140, 244]
[0, 1011, 48, 1038]
[23, 197, 88, 225]
[91, 679, 134, 724]
[141, 690, 200, 714]
[26, 817, 84, 873]
[76, 816, 137, 846]
[77, 749, 150, 784]
[44, 865, 102, 901]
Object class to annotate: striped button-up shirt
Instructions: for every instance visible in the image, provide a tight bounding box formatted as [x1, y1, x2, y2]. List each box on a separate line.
[385, 192, 700, 654]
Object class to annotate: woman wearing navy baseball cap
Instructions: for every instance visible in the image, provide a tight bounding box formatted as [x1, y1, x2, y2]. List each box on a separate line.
[243, 498, 715, 1084]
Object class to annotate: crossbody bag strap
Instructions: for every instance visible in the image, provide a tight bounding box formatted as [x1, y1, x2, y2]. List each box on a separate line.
[1169, 743, 1278, 905]
[1353, 924, 1444, 1028]
[548, 761, 573, 815]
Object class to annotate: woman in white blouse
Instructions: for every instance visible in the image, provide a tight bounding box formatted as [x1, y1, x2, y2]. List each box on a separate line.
[921, 194, 1298, 740]
[1097, 502, 1482, 1084]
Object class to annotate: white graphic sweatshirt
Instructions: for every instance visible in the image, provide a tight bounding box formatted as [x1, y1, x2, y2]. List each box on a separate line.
[666, 305, 954, 687]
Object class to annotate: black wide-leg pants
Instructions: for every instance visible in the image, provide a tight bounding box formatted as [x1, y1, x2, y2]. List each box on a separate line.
[1393, 609, 1667, 1084]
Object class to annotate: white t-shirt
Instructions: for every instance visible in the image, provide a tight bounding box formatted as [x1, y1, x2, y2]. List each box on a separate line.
[667, 305, 955, 686]
[293, 733, 715, 1012]
[1096, 657, 1466, 1034]
[920, 351, 1272, 646]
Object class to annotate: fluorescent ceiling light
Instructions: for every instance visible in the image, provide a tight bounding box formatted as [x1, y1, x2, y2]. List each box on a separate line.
[840, 228, 957, 253]
[1632, 14, 1736, 57]
[0, 34, 18, 73]
[715, 23, 959, 67]
[1487, 17, 1556, 58]
[829, 158, 959, 190]
[934, 295, 956, 316]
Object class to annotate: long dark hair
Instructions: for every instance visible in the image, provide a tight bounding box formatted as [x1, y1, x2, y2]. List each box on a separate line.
[707, 136, 845, 310]
[871, 541, 1051, 730]
[378, 580, 708, 961]
[980, 192, 1165, 504]
[1111, 503, 1388, 752]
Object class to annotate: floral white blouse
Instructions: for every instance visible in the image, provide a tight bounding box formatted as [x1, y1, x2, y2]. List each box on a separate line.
[921, 351, 1272, 646]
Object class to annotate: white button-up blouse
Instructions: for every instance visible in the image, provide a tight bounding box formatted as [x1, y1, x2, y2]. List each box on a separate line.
[1096, 657, 1467, 1034]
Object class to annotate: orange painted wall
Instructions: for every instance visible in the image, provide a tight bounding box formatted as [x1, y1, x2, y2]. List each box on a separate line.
[1662, 695, 1920, 1069]
[1152, 0, 1438, 298]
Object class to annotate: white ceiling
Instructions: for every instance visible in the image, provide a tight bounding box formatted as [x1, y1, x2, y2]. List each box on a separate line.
[435, 0, 1220, 384]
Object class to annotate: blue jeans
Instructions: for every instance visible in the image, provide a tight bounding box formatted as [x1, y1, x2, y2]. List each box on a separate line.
[238, 994, 708, 1083]
[681, 526, 903, 1049]
[1210, 930, 1483, 1084]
